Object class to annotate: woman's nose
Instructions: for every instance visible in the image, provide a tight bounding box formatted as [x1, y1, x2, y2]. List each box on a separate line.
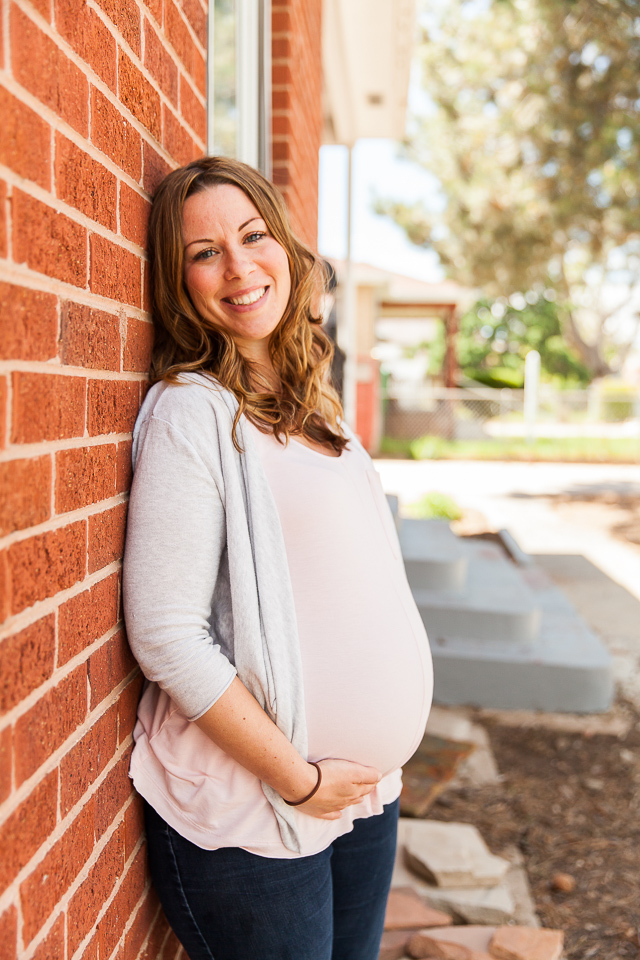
[223, 244, 254, 280]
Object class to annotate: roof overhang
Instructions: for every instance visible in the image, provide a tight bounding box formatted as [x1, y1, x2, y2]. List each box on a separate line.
[322, 0, 416, 144]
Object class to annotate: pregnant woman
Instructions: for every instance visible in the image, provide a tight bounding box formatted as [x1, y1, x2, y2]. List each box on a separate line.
[123, 156, 433, 960]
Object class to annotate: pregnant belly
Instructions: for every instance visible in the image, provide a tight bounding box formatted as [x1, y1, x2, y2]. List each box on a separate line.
[302, 626, 432, 777]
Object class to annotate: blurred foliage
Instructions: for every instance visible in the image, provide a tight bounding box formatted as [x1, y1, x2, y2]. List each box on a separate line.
[458, 295, 592, 387]
[406, 491, 464, 520]
[380, 0, 640, 378]
[404, 434, 640, 463]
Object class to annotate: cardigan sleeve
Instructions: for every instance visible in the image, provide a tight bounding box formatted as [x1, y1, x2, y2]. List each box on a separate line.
[123, 414, 237, 720]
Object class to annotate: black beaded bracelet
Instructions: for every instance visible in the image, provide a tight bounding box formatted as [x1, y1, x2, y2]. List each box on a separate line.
[283, 761, 322, 806]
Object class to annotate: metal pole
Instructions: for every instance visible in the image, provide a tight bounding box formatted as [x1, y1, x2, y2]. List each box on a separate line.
[524, 349, 541, 445]
[341, 144, 357, 427]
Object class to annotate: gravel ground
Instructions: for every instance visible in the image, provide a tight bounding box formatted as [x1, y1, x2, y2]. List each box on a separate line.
[429, 708, 640, 960]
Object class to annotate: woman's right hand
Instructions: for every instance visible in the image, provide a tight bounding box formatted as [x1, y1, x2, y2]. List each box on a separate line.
[293, 759, 381, 820]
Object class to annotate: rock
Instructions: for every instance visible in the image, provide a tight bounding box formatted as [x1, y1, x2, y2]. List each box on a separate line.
[404, 820, 510, 889]
[385, 887, 452, 931]
[550, 871, 575, 893]
[489, 926, 564, 960]
[412, 927, 496, 953]
[407, 931, 492, 960]
[418, 881, 516, 926]
[379, 929, 412, 960]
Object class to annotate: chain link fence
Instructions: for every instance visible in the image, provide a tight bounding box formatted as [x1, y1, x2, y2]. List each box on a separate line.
[383, 382, 640, 442]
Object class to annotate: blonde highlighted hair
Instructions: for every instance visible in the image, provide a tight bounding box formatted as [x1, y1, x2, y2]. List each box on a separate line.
[147, 156, 347, 453]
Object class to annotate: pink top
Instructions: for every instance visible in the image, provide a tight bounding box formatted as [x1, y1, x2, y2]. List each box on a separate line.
[130, 427, 433, 858]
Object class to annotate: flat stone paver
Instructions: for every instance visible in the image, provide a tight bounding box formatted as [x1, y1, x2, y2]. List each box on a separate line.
[384, 887, 452, 931]
[403, 820, 510, 889]
[490, 926, 564, 960]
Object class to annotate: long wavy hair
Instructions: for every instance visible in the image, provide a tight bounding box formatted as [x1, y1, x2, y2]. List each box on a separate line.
[148, 156, 347, 453]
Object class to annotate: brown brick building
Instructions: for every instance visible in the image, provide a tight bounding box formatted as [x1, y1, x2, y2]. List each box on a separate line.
[0, 1, 414, 956]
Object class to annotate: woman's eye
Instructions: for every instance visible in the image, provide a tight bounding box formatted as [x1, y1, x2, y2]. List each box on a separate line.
[245, 231, 266, 244]
[193, 248, 216, 261]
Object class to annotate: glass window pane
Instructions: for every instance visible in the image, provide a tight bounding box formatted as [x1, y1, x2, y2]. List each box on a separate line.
[213, 0, 237, 157]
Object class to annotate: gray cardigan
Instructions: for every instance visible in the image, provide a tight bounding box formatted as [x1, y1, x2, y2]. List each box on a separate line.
[123, 373, 309, 852]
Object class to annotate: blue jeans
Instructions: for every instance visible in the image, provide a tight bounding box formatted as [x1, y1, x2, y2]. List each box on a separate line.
[144, 798, 399, 960]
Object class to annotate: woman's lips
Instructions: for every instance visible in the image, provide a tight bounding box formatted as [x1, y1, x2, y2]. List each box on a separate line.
[222, 286, 270, 311]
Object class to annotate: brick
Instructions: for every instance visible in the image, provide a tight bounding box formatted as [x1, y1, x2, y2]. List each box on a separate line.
[94, 750, 134, 839]
[67, 823, 124, 956]
[11, 372, 86, 444]
[144, 20, 178, 105]
[7, 520, 86, 615]
[89, 627, 136, 709]
[272, 9, 292, 33]
[162, 932, 182, 960]
[59, 301, 121, 371]
[180, 75, 206, 142]
[91, 88, 142, 181]
[14, 664, 87, 784]
[60, 702, 117, 814]
[165, 0, 205, 91]
[12, 191, 87, 287]
[20, 801, 95, 944]
[119, 50, 161, 140]
[118, 671, 143, 745]
[163, 106, 199, 166]
[0, 770, 57, 895]
[0, 283, 58, 361]
[120, 184, 150, 248]
[124, 793, 144, 860]
[29, 0, 52, 20]
[88, 501, 128, 573]
[142, 260, 153, 312]
[0, 727, 11, 804]
[0, 552, 9, 622]
[0, 456, 52, 537]
[140, 909, 170, 960]
[55, 135, 117, 230]
[144, 0, 162, 25]
[55, 443, 117, 513]
[124, 888, 160, 960]
[142, 142, 172, 195]
[124, 317, 154, 372]
[0, 615, 55, 714]
[79, 933, 99, 960]
[55, 0, 117, 90]
[98, 844, 146, 959]
[58, 572, 120, 665]
[95, 0, 141, 56]
[0, 181, 6, 258]
[90, 234, 141, 307]
[116, 439, 133, 493]
[31, 914, 65, 960]
[0, 377, 6, 449]
[180, 0, 206, 46]
[87, 379, 139, 436]
[11, 6, 89, 135]
[0, 88, 51, 189]
[0, 907, 17, 960]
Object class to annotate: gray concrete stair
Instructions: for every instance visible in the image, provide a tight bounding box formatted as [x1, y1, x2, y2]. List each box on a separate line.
[397, 518, 613, 713]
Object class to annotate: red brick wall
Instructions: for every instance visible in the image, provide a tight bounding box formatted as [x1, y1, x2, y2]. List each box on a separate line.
[0, 0, 205, 955]
[271, 0, 323, 249]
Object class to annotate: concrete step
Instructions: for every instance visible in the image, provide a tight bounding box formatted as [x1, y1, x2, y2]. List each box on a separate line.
[430, 565, 613, 713]
[399, 519, 469, 592]
[412, 539, 541, 643]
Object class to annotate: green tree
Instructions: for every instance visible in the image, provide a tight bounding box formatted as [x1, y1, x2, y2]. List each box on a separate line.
[381, 0, 640, 377]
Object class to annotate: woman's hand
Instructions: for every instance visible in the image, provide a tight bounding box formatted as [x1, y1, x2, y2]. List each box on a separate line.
[293, 759, 381, 820]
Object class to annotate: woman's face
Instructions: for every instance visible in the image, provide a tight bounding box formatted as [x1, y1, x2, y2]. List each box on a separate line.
[182, 184, 292, 362]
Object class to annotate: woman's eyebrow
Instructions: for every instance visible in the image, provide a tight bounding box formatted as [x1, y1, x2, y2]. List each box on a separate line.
[185, 217, 264, 249]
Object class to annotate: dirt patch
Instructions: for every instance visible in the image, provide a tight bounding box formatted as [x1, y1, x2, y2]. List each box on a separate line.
[548, 491, 640, 549]
[428, 707, 640, 960]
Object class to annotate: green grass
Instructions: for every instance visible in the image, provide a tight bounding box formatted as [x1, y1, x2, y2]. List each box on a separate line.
[405, 491, 463, 521]
[378, 434, 640, 463]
